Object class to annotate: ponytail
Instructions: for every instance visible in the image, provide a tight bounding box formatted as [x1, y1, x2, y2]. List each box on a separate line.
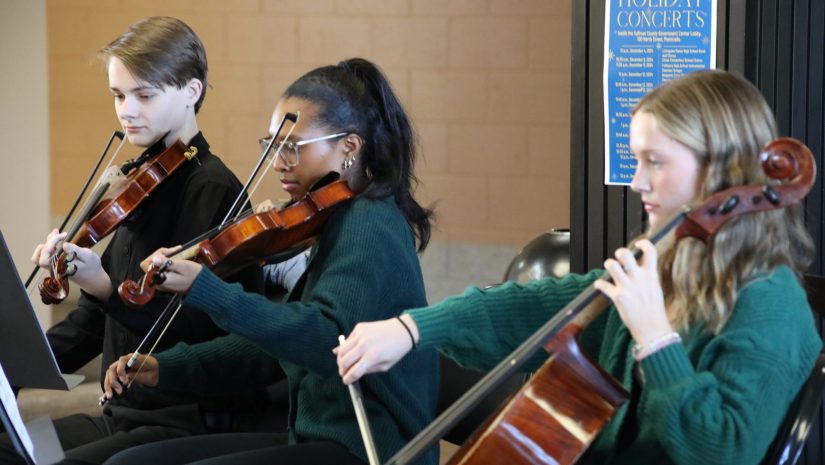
[283, 58, 433, 251]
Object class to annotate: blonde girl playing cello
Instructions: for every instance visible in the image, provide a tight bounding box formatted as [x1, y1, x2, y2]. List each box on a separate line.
[336, 70, 822, 465]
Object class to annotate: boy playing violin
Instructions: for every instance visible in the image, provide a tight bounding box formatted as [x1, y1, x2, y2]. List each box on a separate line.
[0, 16, 275, 465]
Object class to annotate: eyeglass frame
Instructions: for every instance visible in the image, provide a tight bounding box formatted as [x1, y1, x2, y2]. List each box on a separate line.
[258, 132, 348, 167]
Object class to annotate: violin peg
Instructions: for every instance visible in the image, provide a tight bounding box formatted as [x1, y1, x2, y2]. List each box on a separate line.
[63, 264, 78, 278]
[152, 272, 167, 286]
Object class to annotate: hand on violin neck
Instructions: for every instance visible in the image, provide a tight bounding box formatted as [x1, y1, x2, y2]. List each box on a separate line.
[145, 255, 202, 295]
[592, 239, 674, 346]
[31, 229, 68, 269]
[139, 245, 183, 272]
[60, 242, 113, 301]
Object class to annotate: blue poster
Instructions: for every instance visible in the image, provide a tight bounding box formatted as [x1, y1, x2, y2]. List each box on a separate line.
[603, 0, 716, 185]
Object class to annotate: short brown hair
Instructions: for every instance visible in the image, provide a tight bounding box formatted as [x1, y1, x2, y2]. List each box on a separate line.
[99, 16, 208, 113]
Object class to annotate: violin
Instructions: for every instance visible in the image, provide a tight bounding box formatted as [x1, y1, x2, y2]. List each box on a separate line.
[39, 140, 199, 304]
[386, 137, 816, 465]
[117, 174, 355, 308]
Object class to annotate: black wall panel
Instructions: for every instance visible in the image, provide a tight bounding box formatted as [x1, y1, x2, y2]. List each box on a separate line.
[570, 0, 825, 462]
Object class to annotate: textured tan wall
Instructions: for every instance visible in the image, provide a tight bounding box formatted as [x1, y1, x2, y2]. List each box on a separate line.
[47, 0, 570, 245]
[2, 0, 52, 326]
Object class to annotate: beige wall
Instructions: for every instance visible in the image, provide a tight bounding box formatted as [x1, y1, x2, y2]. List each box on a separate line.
[47, 0, 571, 247]
[1, 0, 52, 324]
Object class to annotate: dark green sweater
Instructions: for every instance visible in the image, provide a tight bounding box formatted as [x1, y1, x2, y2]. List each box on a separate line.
[409, 265, 821, 465]
[154, 196, 439, 465]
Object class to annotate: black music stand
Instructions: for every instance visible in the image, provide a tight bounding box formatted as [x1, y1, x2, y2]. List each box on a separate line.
[0, 362, 64, 465]
[0, 230, 83, 390]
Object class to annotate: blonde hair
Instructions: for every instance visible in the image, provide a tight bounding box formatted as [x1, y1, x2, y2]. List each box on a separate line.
[633, 70, 814, 333]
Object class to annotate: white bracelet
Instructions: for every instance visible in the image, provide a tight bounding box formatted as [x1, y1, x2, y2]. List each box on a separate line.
[632, 332, 681, 362]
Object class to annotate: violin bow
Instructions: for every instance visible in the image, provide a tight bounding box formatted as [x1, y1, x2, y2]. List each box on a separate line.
[101, 113, 300, 405]
[25, 131, 126, 294]
[124, 111, 300, 314]
[339, 335, 381, 465]
[223, 111, 300, 224]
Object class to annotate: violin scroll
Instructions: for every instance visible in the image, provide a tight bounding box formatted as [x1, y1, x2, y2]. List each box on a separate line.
[38, 263, 73, 305]
[118, 262, 170, 308]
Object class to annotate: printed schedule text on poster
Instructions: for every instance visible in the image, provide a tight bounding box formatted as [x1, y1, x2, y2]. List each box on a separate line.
[604, 0, 716, 185]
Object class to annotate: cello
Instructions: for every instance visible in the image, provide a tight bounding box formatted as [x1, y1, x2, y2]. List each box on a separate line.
[385, 137, 816, 465]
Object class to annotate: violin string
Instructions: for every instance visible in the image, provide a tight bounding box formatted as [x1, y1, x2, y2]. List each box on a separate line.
[219, 112, 299, 228]
[117, 121, 292, 388]
[26, 131, 126, 294]
[52, 135, 127, 265]
[161, 207, 256, 262]
[116, 114, 301, 395]
[138, 270, 147, 295]
[91, 135, 128, 192]
[243, 119, 299, 218]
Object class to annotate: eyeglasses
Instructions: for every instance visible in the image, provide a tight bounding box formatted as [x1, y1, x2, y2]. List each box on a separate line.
[258, 132, 348, 167]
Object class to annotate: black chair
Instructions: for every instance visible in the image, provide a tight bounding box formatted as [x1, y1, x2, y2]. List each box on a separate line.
[760, 274, 825, 465]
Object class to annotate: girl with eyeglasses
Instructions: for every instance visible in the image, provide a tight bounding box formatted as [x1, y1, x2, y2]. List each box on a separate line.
[101, 58, 439, 465]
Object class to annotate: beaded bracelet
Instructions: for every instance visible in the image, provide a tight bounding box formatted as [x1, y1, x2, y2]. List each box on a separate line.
[632, 332, 681, 362]
[396, 316, 418, 350]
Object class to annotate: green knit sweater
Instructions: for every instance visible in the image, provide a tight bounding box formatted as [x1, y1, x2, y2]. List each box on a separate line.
[154, 196, 439, 465]
[408, 265, 821, 465]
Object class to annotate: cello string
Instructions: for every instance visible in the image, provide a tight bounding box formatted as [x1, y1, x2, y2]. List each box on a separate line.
[385, 213, 687, 465]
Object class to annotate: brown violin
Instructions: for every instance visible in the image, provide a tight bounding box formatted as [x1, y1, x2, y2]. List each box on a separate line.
[386, 137, 817, 465]
[39, 140, 198, 304]
[117, 175, 355, 308]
